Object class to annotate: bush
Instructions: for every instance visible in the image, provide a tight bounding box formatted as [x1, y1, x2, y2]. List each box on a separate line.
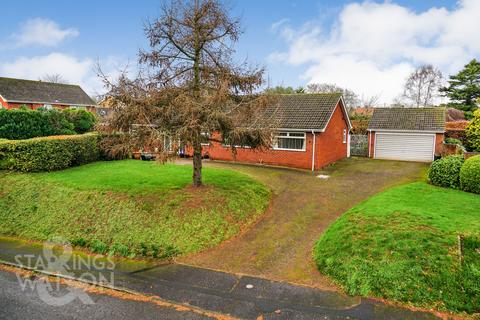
[0, 133, 99, 172]
[44, 109, 76, 135]
[465, 109, 480, 151]
[62, 109, 96, 134]
[350, 120, 369, 134]
[0, 108, 96, 140]
[0, 108, 54, 139]
[444, 137, 462, 146]
[460, 155, 480, 194]
[428, 155, 464, 189]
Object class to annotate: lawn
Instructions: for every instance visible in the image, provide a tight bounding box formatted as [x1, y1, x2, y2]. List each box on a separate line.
[313, 182, 480, 314]
[0, 160, 270, 258]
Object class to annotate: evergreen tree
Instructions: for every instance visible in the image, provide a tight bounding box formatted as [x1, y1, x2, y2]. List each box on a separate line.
[441, 59, 480, 112]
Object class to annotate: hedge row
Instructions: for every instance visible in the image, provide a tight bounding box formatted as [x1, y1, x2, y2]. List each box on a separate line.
[429, 155, 480, 194]
[0, 108, 96, 140]
[0, 134, 100, 172]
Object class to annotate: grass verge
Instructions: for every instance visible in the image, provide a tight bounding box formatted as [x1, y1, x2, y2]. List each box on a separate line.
[313, 182, 480, 314]
[0, 160, 270, 259]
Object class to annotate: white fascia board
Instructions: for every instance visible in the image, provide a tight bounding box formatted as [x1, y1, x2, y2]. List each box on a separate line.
[367, 129, 444, 134]
[6, 99, 96, 107]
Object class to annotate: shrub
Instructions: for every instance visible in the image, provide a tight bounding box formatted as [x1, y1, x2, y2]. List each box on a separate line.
[465, 109, 480, 151]
[428, 155, 464, 189]
[350, 120, 369, 134]
[444, 137, 462, 146]
[0, 108, 53, 139]
[0, 108, 96, 140]
[0, 133, 99, 172]
[63, 109, 97, 134]
[446, 121, 469, 131]
[460, 155, 480, 194]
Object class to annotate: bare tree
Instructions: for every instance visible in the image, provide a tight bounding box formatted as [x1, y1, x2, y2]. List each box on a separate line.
[402, 65, 443, 107]
[306, 83, 359, 110]
[97, 0, 275, 187]
[360, 94, 380, 108]
[40, 74, 69, 84]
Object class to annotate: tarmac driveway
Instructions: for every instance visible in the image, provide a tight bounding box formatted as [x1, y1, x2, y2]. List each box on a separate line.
[179, 157, 428, 290]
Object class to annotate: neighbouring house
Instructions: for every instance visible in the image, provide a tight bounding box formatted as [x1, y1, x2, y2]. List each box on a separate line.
[193, 93, 352, 171]
[368, 108, 445, 162]
[0, 77, 96, 112]
[96, 96, 116, 118]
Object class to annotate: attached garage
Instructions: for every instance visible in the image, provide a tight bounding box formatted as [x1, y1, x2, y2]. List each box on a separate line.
[368, 108, 445, 162]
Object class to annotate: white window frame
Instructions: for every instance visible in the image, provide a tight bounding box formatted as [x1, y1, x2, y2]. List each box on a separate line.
[343, 129, 347, 144]
[43, 104, 53, 110]
[273, 131, 306, 152]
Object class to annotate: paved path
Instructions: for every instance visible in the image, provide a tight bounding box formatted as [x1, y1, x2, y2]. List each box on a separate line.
[180, 158, 428, 288]
[0, 237, 439, 320]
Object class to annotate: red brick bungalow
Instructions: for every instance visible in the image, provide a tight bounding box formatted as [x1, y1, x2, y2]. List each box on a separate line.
[197, 93, 352, 171]
[367, 107, 445, 162]
[0, 77, 96, 112]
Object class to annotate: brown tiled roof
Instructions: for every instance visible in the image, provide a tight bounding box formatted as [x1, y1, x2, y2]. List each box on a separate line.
[0, 77, 95, 106]
[368, 107, 445, 132]
[266, 93, 343, 130]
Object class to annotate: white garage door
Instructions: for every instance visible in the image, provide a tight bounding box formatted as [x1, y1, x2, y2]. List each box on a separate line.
[375, 133, 435, 162]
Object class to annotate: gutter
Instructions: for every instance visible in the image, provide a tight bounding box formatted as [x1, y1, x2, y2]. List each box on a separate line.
[311, 130, 316, 172]
[5, 99, 96, 107]
[367, 129, 445, 134]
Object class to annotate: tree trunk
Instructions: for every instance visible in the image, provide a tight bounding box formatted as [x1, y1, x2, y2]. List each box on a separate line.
[192, 141, 202, 187]
[192, 0, 202, 187]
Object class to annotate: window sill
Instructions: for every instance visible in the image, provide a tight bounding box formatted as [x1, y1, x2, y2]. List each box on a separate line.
[272, 148, 306, 152]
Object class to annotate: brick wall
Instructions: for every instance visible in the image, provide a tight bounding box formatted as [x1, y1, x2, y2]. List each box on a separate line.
[192, 102, 349, 170]
[0, 97, 92, 111]
[368, 131, 376, 158]
[435, 133, 444, 155]
[315, 103, 349, 168]
[203, 132, 316, 170]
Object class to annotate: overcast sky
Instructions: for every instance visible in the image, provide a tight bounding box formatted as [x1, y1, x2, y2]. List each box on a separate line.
[0, 0, 478, 104]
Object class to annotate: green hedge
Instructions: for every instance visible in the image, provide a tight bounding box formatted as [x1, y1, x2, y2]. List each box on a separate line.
[63, 109, 97, 134]
[428, 155, 464, 189]
[460, 155, 480, 194]
[0, 134, 99, 172]
[0, 108, 96, 140]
